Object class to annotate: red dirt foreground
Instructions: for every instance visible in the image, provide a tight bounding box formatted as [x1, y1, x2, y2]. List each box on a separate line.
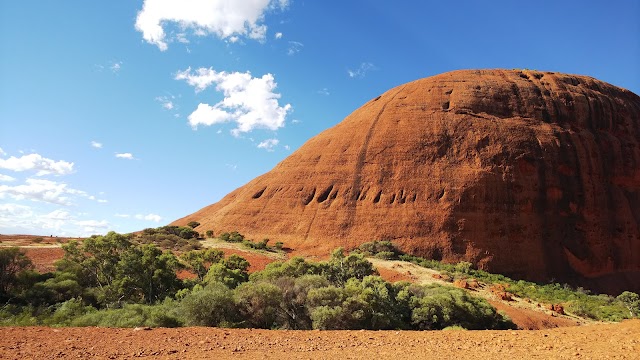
[1, 320, 638, 359]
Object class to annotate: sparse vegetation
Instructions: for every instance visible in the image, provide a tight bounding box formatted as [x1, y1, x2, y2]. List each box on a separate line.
[0, 234, 516, 330]
[398, 252, 635, 322]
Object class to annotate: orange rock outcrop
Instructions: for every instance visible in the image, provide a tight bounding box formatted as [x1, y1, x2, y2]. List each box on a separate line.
[174, 69, 640, 294]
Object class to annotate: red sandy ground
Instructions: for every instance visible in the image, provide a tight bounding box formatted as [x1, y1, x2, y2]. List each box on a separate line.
[1, 320, 638, 359]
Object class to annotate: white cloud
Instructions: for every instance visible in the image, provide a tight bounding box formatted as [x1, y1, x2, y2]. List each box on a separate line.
[0, 153, 74, 176]
[91, 141, 103, 149]
[257, 138, 279, 151]
[45, 209, 72, 220]
[0, 203, 110, 236]
[0, 174, 16, 182]
[284, 145, 290, 151]
[115, 213, 131, 218]
[115, 153, 135, 160]
[0, 203, 33, 218]
[75, 219, 109, 234]
[156, 95, 176, 110]
[97, 199, 108, 203]
[287, 41, 303, 55]
[135, 213, 163, 223]
[110, 61, 122, 73]
[176, 68, 291, 135]
[317, 88, 330, 96]
[348, 62, 376, 78]
[274, 32, 283, 39]
[0, 178, 77, 205]
[135, 0, 289, 51]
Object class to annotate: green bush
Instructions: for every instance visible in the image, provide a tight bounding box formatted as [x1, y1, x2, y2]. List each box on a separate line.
[235, 282, 282, 328]
[219, 231, 245, 243]
[356, 240, 401, 259]
[70, 301, 181, 328]
[179, 282, 237, 327]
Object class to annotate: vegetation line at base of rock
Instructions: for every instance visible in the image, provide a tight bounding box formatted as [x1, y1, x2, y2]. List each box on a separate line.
[0, 231, 513, 330]
[352, 240, 638, 322]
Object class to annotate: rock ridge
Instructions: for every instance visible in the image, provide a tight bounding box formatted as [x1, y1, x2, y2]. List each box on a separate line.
[173, 69, 640, 294]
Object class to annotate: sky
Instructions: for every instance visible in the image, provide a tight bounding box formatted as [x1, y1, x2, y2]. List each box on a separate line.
[1, 0, 639, 236]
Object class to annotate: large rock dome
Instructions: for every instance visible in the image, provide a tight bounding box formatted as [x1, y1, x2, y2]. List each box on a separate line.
[174, 69, 640, 293]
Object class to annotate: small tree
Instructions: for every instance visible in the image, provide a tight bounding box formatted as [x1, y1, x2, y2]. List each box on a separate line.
[617, 291, 640, 318]
[205, 230, 214, 238]
[0, 247, 34, 300]
[187, 221, 201, 229]
[181, 249, 224, 282]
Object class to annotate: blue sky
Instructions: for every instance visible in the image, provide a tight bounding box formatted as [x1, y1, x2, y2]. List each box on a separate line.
[1, 0, 638, 236]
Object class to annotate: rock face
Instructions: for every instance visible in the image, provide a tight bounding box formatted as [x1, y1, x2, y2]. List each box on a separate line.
[174, 69, 640, 293]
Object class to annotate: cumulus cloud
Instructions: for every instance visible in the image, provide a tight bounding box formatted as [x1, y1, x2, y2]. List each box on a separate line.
[0, 174, 16, 182]
[274, 32, 283, 39]
[257, 138, 279, 151]
[135, 0, 289, 51]
[91, 141, 103, 149]
[348, 62, 376, 78]
[0, 178, 82, 205]
[115, 153, 135, 160]
[176, 67, 291, 135]
[0, 153, 74, 176]
[0, 203, 109, 236]
[135, 213, 163, 223]
[287, 41, 303, 56]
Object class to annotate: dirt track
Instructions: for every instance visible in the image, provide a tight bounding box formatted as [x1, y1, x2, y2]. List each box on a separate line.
[1, 320, 639, 359]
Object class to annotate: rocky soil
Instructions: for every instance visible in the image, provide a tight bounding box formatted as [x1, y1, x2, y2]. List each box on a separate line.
[1, 320, 639, 359]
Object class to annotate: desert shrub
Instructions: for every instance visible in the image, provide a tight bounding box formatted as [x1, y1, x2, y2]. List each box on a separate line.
[219, 231, 245, 243]
[70, 300, 180, 328]
[32, 237, 44, 243]
[617, 291, 639, 318]
[374, 251, 396, 260]
[307, 276, 401, 330]
[274, 242, 284, 250]
[0, 305, 40, 326]
[187, 221, 201, 229]
[45, 298, 96, 326]
[205, 230, 214, 238]
[0, 247, 34, 301]
[203, 255, 249, 289]
[242, 238, 270, 250]
[235, 281, 283, 328]
[325, 248, 377, 286]
[403, 253, 632, 322]
[398, 283, 514, 330]
[272, 275, 330, 329]
[250, 257, 326, 282]
[179, 282, 237, 327]
[181, 249, 225, 281]
[357, 240, 401, 258]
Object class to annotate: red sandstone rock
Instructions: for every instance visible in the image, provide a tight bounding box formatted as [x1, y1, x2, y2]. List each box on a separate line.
[174, 69, 640, 294]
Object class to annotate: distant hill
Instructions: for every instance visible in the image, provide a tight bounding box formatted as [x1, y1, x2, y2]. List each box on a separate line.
[173, 69, 640, 294]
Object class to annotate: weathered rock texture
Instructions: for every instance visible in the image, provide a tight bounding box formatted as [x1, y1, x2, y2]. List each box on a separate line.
[174, 69, 640, 293]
